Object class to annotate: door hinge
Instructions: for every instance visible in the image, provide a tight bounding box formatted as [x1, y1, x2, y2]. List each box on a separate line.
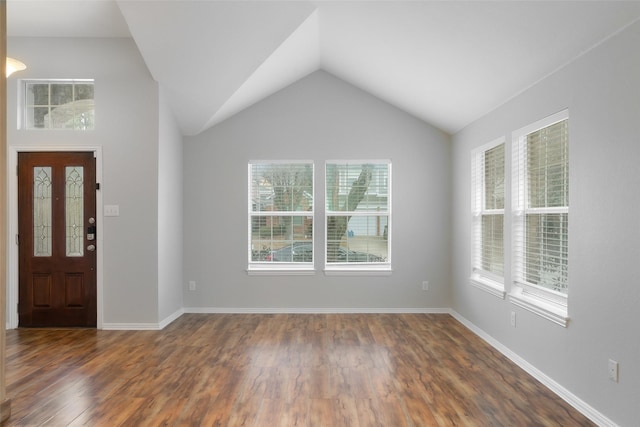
[96, 183, 100, 190]
[15, 234, 19, 245]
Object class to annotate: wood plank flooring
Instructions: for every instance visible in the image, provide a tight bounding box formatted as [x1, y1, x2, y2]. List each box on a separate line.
[4, 314, 594, 426]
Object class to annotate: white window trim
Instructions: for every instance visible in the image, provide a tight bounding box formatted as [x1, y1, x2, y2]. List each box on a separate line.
[470, 137, 506, 299]
[510, 109, 569, 327]
[470, 272, 506, 299]
[323, 267, 393, 276]
[247, 160, 315, 274]
[324, 160, 392, 274]
[247, 265, 316, 275]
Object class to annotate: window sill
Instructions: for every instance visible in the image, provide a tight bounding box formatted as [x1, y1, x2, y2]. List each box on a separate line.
[509, 286, 569, 327]
[324, 267, 392, 276]
[470, 275, 505, 299]
[246, 266, 316, 276]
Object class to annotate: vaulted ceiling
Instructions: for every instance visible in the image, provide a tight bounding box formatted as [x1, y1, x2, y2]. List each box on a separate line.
[8, 1, 640, 136]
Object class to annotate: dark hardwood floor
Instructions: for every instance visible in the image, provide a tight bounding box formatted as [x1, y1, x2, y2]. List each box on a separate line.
[3, 313, 594, 426]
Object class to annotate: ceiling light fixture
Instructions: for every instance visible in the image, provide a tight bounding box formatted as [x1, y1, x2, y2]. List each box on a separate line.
[6, 57, 26, 77]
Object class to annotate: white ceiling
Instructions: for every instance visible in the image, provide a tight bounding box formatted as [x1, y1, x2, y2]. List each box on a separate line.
[8, 1, 640, 136]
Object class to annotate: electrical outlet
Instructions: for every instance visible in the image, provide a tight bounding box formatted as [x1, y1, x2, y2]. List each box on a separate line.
[510, 311, 516, 327]
[608, 359, 619, 382]
[422, 281, 429, 291]
[188, 281, 196, 291]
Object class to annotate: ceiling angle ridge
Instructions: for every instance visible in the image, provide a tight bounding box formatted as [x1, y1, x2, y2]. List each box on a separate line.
[199, 8, 321, 133]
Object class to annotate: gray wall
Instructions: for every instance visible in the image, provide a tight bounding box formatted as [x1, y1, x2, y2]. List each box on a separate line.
[7, 37, 164, 326]
[183, 70, 451, 311]
[158, 87, 184, 323]
[451, 21, 640, 426]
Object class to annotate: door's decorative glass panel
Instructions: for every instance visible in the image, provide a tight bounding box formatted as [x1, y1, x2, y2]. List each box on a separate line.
[66, 166, 84, 257]
[33, 167, 52, 257]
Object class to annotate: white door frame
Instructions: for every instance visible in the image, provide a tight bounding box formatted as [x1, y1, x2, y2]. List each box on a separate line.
[8, 146, 104, 329]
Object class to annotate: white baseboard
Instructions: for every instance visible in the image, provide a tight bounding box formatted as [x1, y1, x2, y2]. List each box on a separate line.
[101, 308, 447, 329]
[102, 322, 163, 330]
[183, 307, 451, 314]
[159, 308, 185, 329]
[449, 309, 618, 427]
[103, 308, 185, 330]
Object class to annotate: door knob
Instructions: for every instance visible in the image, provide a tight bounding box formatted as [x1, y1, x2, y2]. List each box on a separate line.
[87, 244, 96, 252]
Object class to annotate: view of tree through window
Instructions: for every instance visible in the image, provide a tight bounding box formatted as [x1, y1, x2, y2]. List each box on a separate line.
[325, 162, 390, 266]
[249, 162, 313, 265]
[248, 161, 391, 270]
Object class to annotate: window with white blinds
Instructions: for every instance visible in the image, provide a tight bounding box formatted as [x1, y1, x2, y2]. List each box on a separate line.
[248, 162, 314, 272]
[471, 138, 505, 297]
[511, 110, 569, 326]
[325, 161, 391, 272]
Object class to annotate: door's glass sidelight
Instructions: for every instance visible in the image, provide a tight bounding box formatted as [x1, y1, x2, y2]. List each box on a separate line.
[66, 166, 84, 257]
[33, 167, 52, 257]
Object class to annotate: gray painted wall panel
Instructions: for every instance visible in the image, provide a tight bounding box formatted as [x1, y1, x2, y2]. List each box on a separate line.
[184, 70, 452, 311]
[451, 21, 640, 426]
[7, 37, 162, 324]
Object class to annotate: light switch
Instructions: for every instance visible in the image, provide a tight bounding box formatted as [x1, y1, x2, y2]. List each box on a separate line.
[104, 205, 120, 217]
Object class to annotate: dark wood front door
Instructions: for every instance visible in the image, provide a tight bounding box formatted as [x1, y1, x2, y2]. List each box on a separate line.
[18, 152, 97, 327]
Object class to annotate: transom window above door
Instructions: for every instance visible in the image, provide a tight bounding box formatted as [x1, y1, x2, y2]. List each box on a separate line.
[22, 80, 95, 130]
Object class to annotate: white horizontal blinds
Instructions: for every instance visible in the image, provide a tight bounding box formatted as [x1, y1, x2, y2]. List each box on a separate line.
[526, 120, 569, 209]
[326, 162, 390, 264]
[484, 144, 505, 210]
[513, 118, 569, 294]
[249, 162, 313, 264]
[482, 144, 505, 275]
[472, 141, 505, 278]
